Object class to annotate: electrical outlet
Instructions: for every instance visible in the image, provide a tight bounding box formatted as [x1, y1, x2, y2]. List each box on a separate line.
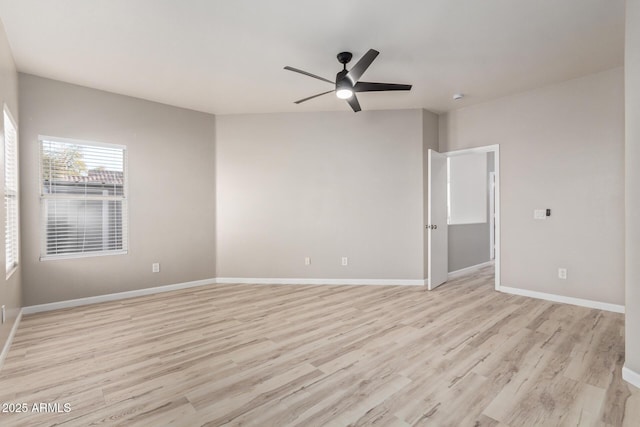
[152, 263, 160, 273]
[304, 257, 311, 266]
[558, 268, 567, 280]
[341, 257, 348, 266]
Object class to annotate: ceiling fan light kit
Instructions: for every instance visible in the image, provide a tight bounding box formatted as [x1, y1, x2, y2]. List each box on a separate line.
[336, 89, 353, 99]
[284, 49, 412, 112]
[335, 74, 354, 99]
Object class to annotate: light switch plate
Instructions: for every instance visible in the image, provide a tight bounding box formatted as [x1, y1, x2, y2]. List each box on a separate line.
[534, 209, 546, 220]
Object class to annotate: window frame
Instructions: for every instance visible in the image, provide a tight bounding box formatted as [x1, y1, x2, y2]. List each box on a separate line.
[4, 105, 19, 278]
[38, 135, 129, 261]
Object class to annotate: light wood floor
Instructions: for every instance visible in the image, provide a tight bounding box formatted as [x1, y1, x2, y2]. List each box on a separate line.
[0, 265, 638, 426]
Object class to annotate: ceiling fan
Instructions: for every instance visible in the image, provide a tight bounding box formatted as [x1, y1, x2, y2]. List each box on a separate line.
[284, 49, 412, 112]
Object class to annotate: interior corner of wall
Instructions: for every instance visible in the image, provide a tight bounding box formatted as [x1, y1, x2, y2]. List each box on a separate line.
[437, 113, 448, 152]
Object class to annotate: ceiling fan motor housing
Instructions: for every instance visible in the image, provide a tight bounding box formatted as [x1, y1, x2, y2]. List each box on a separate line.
[337, 52, 353, 65]
[336, 69, 351, 91]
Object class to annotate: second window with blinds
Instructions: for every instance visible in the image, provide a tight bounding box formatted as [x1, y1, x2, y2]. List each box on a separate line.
[40, 137, 128, 260]
[4, 106, 19, 277]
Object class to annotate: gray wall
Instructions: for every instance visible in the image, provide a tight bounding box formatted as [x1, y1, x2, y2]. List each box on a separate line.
[448, 152, 494, 272]
[0, 19, 21, 355]
[448, 224, 489, 272]
[216, 109, 434, 280]
[19, 74, 216, 305]
[625, 0, 640, 378]
[440, 67, 624, 305]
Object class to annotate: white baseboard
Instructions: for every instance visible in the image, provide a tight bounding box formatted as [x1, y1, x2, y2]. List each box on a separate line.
[21, 274, 623, 319]
[23, 278, 217, 314]
[22, 276, 425, 315]
[622, 365, 640, 389]
[0, 309, 23, 371]
[448, 261, 494, 280]
[215, 277, 425, 286]
[498, 285, 624, 313]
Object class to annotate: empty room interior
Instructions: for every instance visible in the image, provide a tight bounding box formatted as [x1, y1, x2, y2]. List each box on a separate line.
[0, 0, 639, 426]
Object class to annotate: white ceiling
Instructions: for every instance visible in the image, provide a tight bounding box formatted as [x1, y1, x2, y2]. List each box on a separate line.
[0, 0, 624, 115]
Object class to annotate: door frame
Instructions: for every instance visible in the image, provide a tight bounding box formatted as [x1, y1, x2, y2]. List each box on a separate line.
[440, 144, 501, 290]
[489, 171, 496, 260]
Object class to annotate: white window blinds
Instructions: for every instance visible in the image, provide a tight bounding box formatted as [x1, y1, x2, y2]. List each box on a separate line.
[40, 137, 128, 259]
[4, 107, 19, 275]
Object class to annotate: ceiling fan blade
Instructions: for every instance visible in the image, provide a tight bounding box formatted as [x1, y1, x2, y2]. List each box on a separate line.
[346, 94, 361, 112]
[294, 90, 334, 104]
[345, 49, 379, 85]
[284, 66, 334, 84]
[354, 82, 412, 92]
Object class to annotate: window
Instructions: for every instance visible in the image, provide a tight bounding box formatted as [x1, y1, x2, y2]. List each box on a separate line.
[40, 137, 128, 260]
[4, 107, 19, 276]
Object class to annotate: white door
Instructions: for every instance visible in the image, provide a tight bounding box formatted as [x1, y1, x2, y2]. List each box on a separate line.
[428, 149, 448, 290]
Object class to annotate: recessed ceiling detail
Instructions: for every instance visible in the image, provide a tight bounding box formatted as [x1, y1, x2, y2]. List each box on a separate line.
[0, 0, 624, 114]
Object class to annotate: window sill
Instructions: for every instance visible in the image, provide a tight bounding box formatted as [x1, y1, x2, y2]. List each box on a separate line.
[40, 250, 128, 262]
[6, 264, 18, 280]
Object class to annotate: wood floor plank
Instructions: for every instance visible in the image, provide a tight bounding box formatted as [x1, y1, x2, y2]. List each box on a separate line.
[0, 264, 637, 426]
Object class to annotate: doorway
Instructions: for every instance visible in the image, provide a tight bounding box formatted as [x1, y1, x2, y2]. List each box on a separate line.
[427, 144, 500, 291]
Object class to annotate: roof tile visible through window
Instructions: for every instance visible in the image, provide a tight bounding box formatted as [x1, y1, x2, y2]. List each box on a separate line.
[54, 170, 124, 185]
